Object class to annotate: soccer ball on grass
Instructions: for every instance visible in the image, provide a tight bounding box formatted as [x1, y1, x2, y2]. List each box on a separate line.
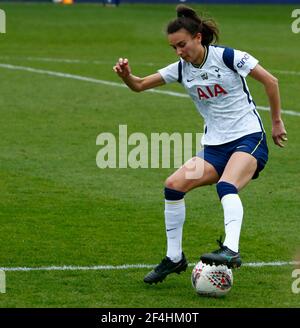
[191, 260, 233, 297]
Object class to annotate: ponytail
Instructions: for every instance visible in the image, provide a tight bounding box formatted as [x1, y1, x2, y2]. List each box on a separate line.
[167, 5, 219, 46]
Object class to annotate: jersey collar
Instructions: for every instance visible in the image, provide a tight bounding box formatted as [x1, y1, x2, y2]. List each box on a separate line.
[192, 45, 209, 69]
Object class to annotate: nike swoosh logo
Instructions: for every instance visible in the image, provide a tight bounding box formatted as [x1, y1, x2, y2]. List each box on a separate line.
[186, 79, 195, 82]
[166, 228, 177, 232]
[225, 219, 236, 226]
[236, 145, 247, 149]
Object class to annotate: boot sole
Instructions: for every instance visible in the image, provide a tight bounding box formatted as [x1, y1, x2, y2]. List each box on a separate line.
[201, 258, 242, 269]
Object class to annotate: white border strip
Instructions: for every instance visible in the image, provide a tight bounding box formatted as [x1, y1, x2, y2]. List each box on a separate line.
[0, 261, 299, 272]
[0, 62, 299, 116]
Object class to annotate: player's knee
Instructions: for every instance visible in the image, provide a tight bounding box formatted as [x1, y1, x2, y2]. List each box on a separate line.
[165, 176, 187, 192]
[164, 176, 177, 190]
[216, 181, 238, 200]
[164, 187, 186, 201]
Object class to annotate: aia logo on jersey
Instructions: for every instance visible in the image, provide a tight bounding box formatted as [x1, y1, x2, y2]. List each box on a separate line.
[197, 84, 228, 100]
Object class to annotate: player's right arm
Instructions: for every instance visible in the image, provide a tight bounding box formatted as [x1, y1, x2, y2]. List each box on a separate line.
[113, 58, 165, 92]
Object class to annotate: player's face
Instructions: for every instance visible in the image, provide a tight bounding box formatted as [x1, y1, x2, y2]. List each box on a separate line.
[168, 28, 203, 64]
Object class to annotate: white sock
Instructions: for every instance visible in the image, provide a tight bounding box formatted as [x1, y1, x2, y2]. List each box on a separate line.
[164, 199, 185, 263]
[221, 194, 243, 253]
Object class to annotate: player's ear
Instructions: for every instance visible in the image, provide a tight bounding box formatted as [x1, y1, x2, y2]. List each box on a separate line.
[195, 32, 202, 43]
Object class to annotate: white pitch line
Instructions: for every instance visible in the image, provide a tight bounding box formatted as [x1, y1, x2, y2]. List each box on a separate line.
[0, 62, 128, 89]
[1, 55, 300, 74]
[271, 69, 300, 76]
[0, 56, 157, 67]
[255, 105, 300, 117]
[0, 62, 299, 116]
[0, 261, 299, 272]
[0, 264, 154, 272]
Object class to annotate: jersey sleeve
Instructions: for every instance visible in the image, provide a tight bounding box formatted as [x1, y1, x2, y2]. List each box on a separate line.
[158, 61, 181, 84]
[233, 49, 259, 77]
[222, 47, 259, 78]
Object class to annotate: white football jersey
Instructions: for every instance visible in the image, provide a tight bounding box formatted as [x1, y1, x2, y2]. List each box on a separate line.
[158, 45, 264, 145]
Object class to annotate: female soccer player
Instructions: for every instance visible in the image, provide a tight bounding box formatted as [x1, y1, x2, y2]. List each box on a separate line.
[113, 5, 287, 284]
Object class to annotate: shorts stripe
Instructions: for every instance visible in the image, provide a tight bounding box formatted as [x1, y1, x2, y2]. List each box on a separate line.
[251, 132, 264, 155]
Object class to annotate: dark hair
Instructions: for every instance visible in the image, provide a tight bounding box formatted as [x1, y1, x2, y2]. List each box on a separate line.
[167, 5, 219, 46]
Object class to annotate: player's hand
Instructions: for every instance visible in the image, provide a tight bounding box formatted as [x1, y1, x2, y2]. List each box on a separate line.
[113, 58, 131, 79]
[272, 118, 287, 147]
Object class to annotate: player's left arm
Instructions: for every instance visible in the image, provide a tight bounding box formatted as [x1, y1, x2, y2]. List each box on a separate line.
[249, 64, 287, 147]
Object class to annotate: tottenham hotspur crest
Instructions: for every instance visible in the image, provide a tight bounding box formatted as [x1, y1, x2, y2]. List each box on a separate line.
[215, 68, 221, 78]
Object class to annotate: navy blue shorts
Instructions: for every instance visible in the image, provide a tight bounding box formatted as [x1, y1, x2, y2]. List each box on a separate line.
[197, 132, 269, 179]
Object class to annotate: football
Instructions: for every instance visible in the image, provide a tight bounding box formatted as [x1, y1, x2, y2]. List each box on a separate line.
[191, 261, 233, 297]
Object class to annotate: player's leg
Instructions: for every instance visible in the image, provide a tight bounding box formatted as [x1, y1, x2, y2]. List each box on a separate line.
[200, 151, 257, 268]
[163, 157, 219, 261]
[200, 132, 268, 268]
[143, 157, 219, 284]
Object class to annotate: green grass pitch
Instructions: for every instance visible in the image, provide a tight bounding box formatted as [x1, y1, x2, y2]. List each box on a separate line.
[0, 2, 299, 307]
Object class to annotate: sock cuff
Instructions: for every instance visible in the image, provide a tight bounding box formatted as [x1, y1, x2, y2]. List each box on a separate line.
[216, 181, 238, 200]
[164, 187, 185, 201]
